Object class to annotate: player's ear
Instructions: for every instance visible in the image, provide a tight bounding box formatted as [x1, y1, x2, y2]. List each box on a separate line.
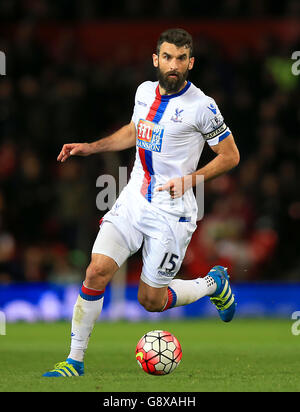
[152, 53, 159, 68]
[188, 56, 195, 70]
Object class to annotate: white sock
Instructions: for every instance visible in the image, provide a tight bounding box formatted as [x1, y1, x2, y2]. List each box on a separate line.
[162, 275, 217, 311]
[68, 283, 105, 362]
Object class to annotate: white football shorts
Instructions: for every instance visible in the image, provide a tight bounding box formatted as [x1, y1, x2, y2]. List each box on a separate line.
[92, 186, 197, 288]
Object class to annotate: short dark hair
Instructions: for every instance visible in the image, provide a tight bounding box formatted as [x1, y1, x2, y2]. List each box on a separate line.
[156, 28, 193, 57]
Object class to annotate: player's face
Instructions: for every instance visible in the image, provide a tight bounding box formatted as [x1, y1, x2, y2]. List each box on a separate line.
[153, 42, 194, 94]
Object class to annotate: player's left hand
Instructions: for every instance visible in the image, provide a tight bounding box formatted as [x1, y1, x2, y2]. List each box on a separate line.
[156, 176, 193, 199]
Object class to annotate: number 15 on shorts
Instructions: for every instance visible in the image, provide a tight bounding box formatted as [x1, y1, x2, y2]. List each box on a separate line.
[158, 252, 179, 277]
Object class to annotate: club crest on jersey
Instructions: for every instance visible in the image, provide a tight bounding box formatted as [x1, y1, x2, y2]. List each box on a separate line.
[137, 119, 164, 152]
[171, 108, 184, 123]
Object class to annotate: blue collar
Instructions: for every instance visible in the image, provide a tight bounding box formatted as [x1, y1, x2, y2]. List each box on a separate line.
[156, 81, 191, 100]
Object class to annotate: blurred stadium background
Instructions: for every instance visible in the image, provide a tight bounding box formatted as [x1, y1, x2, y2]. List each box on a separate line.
[0, 0, 299, 323]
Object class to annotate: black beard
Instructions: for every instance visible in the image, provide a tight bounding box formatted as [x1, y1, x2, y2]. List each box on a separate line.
[156, 66, 189, 94]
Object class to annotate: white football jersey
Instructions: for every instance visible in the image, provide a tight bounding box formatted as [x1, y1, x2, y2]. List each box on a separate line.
[127, 80, 231, 219]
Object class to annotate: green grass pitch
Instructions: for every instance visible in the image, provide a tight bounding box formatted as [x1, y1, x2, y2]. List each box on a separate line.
[0, 319, 299, 392]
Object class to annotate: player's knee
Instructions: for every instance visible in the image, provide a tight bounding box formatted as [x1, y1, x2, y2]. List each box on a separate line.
[138, 294, 164, 312]
[85, 262, 111, 289]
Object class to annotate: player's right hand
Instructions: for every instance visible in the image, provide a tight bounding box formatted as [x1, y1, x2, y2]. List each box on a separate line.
[57, 143, 92, 162]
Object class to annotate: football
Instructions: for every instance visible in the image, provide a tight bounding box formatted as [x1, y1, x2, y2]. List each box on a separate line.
[135, 330, 182, 375]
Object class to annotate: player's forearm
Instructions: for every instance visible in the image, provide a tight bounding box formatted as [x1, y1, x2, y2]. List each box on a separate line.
[89, 122, 136, 153]
[190, 151, 240, 186]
